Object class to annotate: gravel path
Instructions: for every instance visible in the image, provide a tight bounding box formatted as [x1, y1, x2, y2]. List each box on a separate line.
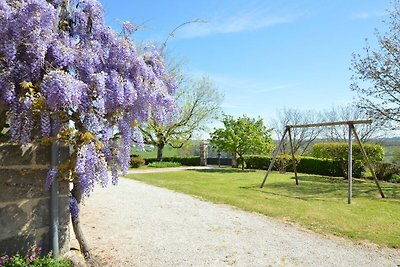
[73, 175, 400, 267]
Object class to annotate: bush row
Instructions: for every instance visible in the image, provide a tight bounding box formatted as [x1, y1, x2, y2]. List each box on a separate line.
[148, 161, 182, 168]
[137, 156, 201, 167]
[373, 162, 400, 182]
[312, 142, 384, 162]
[242, 155, 364, 178]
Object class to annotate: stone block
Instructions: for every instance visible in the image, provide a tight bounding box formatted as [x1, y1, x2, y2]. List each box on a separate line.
[0, 204, 27, 240]
[0, 169, 49, 201]
[0, 144, 33, 166]
[0, 168, 70, 202]
[0, 143, 70, 256]
[0, 200, 70, 255]
[31, 198, 71, 231]
[0, 228, 50, 256]
[35, 144, 69, 166]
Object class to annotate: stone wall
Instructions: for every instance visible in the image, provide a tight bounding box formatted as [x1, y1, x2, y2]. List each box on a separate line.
[0, 143, 70, 256]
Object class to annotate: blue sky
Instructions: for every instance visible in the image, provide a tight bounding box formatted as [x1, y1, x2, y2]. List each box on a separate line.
[100, 0, 391, 125]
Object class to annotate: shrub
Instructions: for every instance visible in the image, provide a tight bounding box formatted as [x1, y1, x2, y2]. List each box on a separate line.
[297, 156, 364, 178]
[312, 142, 384, 162]
[312, 142, 382, 178]
[148, 161, 182, 168]
[274, 154, 300, 173]
[145, 156, 200, 166]
[373, 162, 400, 182]
[242, 155, 364, 178]
[389, 174, 400, 183]
[130, 155, 145, 168]
[241, 155, 270, 170]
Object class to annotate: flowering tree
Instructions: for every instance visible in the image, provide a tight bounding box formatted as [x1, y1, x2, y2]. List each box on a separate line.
[351, 0, 400, 125]
[0, 0, 176, 258]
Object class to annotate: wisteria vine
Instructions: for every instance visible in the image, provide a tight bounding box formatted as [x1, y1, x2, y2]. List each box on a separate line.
[0, 0, 177, 219]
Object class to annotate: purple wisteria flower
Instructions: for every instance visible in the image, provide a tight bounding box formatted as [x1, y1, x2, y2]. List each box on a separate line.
[41, 70, 87, 112]
[69, 196, 79, 221]
[40, 113, 51, 138]
[0, 0, 177, 221]
[122, 21, 135, 36]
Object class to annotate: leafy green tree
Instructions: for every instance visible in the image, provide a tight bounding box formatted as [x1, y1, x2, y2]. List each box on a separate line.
[139, 76, 222, 161]
[210, 115, 274, 171]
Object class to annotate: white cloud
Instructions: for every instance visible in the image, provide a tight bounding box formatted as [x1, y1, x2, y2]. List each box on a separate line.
[349, 11, 386, 20]
[178, 9, 299, 38]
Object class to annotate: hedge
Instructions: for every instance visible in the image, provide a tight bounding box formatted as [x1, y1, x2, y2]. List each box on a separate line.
[312, 142, 384, 162]
[144, 156, 200, 166]
[242, 155, 364, 178]
[130, 154, 145, 168]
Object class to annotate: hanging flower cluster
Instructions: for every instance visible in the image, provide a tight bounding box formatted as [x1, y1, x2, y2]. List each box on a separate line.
[0, 0, 177, 206]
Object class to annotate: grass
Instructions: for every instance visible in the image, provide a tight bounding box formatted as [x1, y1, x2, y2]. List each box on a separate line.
[126, 169, 400, 248]
[132, 146, 178, 159]
[147, 161, 182, 168]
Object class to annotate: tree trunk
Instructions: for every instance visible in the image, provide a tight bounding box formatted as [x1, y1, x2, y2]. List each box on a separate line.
[70, 183, 93, 261]
[239, 155, 245, 171]
[157, 144, 164, 162]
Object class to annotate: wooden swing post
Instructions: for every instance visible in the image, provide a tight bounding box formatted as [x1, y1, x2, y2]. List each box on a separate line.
[260, 127, 288, 188]
[259, 120, 385, 203]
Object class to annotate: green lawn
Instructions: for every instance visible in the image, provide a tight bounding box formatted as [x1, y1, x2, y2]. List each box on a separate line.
[132, 146, 178, 159]
[126, 169, 400, 248]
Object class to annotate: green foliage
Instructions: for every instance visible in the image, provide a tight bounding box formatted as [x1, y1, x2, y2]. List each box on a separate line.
[130, 155, 145, 168]
[312, 142, 384, 162]
[0, 249, 71, 267]
[391, 148, 400, 164]
[128, 170, 400, 248]
[240, 155, 270, 170]
[373, 162, 400, 182]
[133, 146, 178, 159]
[389, 174, 400, 183]
[311, 142, 383, 178]
[274, 154, 299, 173]
[148, 161, 182, 168]
[145, 156, 200, 166]
[297, 157, 364, 178]
[210, 115, 274, 170]
[242, 155, 364, 178]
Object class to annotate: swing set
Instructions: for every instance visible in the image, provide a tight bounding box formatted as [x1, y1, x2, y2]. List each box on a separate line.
[259, 120, 385, 204]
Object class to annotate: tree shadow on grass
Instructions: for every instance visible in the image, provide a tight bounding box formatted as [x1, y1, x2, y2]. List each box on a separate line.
[191, 168, 256, 173]
[241, 175, 400, 201]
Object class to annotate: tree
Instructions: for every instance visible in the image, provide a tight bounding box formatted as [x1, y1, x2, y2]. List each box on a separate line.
[271, 108, 322, 156]
[139, 76, 222, 161]
[210, 115, 274, 171]
[351, 0, 400, 125]
[322, 105, 385, 143]
[0, 0, 175, 259]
